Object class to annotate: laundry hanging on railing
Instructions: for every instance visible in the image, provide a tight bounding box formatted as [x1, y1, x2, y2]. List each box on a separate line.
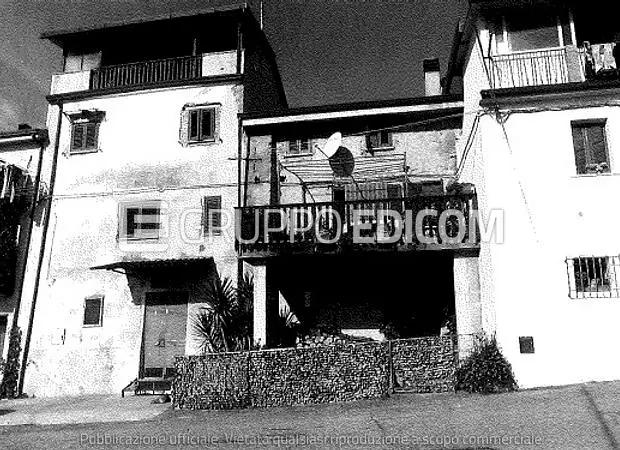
[591, 43, 617, 72]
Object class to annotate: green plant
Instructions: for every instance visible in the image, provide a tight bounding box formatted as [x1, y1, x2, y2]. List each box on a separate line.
[191, 274, 255, 354]
[0, 326, 22, 399]
[456, 336, 518, 394]
[273, 310, 300, 348]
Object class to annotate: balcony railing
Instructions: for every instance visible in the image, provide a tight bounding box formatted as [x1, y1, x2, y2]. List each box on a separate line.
[236, 194, 480, 257]
[485, 47, 580, 89]
[90, 55, 203, 90]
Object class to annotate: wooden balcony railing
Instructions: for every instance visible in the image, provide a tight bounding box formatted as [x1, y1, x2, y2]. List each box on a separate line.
[485, 47, 578, 89]
[90, 55, 203, 90]
[236, 194, 480, 257]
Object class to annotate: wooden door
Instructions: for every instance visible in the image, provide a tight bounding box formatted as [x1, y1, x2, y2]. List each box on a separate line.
[142, 291, 188, 378]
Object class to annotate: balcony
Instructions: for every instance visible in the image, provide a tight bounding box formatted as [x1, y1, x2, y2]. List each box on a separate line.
[90, 55, 203, 90]
[236, 193, 480, 258]
[485, 47, 582, 89]
[485, 44, 619, 89]
[50, 50, 241, 95]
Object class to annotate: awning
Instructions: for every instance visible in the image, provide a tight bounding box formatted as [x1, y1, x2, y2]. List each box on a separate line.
[91, 257, 215, 274]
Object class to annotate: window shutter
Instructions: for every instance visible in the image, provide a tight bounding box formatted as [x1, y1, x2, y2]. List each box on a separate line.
[572, 126, 587, 174]
[204, 196, 222, 234]
[288, 140, 298, 155]
[85, 123, 98, 149]
[586, 125, 608, 166]
[301, 139, 310, 154]
[189, 110, 199, 141]
[72, 124, 84, 150]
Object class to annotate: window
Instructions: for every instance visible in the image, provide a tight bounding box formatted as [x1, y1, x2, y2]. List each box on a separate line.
[286, 138, 312, 156]
[83, 297, 104, 327]
[489, 10, 574, 54]
[203, 196, 222, 235]
[572, 120, 610, 175]
[567, 256, 620, 298]
[120, 201, 161, 240]
[179, 104, 220, 146]
[189, 108, 215, 143]
[69, 111, 105, 154]
[366, 131, 393, 151]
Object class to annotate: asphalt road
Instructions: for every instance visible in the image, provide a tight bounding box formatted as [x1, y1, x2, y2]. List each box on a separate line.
[1, 381, 619, 449]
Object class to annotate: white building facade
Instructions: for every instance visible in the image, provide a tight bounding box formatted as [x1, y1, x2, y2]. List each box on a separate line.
[15, 4, 287, 396]
[446, 0, 620, 388]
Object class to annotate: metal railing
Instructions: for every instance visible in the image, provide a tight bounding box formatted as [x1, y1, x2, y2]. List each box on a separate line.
[485, 47, 571, 89]
[236, 193, 479, 256]
[90, 55, 203, 90]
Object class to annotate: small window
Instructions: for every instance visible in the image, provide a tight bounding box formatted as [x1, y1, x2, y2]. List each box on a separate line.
[366, 131, 393, 151]
[568, 256, 620, 298]
[83, 297, 104, 327]
[120, 201, 161, 240]
[203, 195, 222, 235]
[572, 120, 611, 175]
[70, 114, 103, 155]
[179, 104, 220, 146]
[188, 108, 216, 143]
[286, 138, 312, 156]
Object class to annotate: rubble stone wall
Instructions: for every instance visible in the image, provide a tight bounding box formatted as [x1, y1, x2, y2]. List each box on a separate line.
[173, 337, 456, 410]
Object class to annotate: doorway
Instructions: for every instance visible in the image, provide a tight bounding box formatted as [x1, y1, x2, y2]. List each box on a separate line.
[141, 291, 188, 378]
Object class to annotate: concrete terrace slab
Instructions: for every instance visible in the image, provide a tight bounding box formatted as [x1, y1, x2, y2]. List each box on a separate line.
[0, 395, 169, 426]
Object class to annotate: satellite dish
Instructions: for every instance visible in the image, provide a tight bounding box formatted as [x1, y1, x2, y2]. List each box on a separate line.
[322, 132, 342, 159]
[329, 146, 355, 178]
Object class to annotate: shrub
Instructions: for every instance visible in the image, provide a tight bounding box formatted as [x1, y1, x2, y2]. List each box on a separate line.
[456, 336, 517, 394]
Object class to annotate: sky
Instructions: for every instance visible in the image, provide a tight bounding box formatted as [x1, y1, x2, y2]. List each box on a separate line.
[0, 0, 464, 130]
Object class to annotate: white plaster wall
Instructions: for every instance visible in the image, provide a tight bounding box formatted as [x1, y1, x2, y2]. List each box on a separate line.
[22, 83, 243, 396]
[475, 107, 620, 388]
[50, 71, 90, 95]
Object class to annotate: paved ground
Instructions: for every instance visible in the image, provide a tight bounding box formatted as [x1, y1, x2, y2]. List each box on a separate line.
[0, 381, 619, 449]
[0, 394, 169, 426]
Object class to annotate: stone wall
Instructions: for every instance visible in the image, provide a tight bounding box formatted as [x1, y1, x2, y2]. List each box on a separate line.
[173, 337, 456, 410]
[391, 336, 457, 393]
[249, 342, 389, 408]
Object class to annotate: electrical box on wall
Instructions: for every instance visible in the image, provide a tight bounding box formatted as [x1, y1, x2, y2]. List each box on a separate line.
[519, 336, 535, 354]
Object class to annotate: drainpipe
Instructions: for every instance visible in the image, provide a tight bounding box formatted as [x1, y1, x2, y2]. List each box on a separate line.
[18, 104, 63, 396]
[12, 129, 50, 325]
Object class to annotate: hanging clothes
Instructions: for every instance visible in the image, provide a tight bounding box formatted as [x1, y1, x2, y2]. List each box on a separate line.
[591, 43, 617, 72]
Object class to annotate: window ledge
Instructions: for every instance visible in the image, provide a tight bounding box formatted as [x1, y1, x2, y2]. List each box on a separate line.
[181, 139, 220, 147]
[367, 146, 395, 152]
[69, 148, 100, 155]
[283, 153, 313, 158]
[572, 172, 617, 179]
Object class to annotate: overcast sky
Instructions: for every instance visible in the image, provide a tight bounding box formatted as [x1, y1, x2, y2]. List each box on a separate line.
[0, 0, 463, 130]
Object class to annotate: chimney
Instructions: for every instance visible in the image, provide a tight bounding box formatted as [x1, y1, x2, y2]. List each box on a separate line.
[423, 58, 442, 97]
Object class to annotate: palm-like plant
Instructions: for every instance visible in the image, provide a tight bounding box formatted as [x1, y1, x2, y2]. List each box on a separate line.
[191, 274, 255, 354]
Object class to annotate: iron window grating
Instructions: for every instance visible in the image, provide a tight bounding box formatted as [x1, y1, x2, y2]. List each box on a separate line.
[567, 255, 620, 299]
